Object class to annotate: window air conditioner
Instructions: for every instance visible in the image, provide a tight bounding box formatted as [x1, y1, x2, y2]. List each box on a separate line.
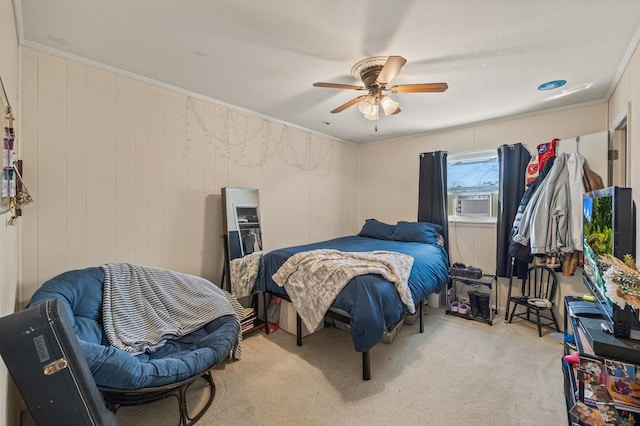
[456, 194, 492, 217]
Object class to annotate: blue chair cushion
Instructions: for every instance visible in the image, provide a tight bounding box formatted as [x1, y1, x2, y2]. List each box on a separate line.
[29, 267, 239, 390]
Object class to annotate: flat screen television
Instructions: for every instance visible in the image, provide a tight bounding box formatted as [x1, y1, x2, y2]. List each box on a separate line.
[583, 186, 637, 338]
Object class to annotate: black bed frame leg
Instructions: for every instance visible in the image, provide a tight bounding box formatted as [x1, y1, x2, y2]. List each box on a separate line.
[362, 351, 371, 381]
[263, 292, 270, 335]
[296, 313, 302, 346]
[419, 299, 424, 333]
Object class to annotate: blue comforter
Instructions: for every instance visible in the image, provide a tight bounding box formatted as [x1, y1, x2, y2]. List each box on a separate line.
[254, 236, 450, 352]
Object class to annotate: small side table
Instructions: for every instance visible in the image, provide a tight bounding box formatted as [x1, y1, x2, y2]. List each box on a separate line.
[446, 274, 498, 325]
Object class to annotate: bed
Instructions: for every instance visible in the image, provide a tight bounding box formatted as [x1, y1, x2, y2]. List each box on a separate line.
[253, 219, 450, 380]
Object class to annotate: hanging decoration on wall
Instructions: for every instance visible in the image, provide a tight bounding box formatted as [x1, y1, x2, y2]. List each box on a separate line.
[0, 73, 33, 225]
[276, 125, 335, 176]
[184, 97, 334, 176]
[8, 165, 33, 225]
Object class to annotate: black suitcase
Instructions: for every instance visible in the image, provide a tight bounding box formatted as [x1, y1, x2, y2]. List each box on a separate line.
[0, 298, 117, 425]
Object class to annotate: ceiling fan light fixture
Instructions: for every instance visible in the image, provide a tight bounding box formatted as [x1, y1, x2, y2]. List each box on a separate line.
[380, 95, 400, 116]
[363, 105, 379, 121]
[358, 95, 376, 114]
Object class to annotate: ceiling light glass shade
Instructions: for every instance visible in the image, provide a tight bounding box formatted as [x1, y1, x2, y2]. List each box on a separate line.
[358, 95, 376, 114]
[380, 95, 400, 115]
[364, 105, 379, 120]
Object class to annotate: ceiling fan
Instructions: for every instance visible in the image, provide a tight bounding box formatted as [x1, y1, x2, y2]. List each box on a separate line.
[313, 55, 448, 120]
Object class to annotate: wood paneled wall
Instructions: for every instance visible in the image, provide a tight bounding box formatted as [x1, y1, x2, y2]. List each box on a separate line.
[19, 48, 359, 304]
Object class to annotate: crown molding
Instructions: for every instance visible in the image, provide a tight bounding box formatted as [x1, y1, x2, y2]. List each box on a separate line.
[606, 22, 640, 100]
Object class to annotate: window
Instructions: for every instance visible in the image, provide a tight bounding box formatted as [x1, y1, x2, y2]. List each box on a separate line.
[447, 150, 499, 222]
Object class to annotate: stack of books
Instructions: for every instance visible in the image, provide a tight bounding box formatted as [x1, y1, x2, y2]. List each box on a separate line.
[241, 307, 257, 334]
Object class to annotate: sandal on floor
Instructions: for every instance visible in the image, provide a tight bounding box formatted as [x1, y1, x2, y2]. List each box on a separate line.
[458, 303, 470, 315]
[450, 301, 460, 312]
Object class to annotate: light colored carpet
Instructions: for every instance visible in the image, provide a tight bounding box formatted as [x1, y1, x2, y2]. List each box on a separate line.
[113, 307, 568, 426]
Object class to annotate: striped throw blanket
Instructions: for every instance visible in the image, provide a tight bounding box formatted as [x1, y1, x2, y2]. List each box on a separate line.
[272, 249, 414, 332]
[101, 263, 244, 358]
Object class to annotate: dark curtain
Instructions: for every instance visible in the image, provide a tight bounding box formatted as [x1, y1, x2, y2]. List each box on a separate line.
[496, 143, 531, 277]
[418, 151, 449, 258]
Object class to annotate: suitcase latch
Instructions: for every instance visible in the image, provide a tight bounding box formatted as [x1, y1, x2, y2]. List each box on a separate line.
[43, 358, 68, 375]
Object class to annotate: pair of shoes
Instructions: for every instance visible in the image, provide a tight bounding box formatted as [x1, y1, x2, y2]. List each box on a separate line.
[457, 303, 470, 315]
[450, 301, 470, 315]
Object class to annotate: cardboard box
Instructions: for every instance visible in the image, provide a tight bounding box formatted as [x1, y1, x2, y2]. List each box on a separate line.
[279, 300, 321, 337]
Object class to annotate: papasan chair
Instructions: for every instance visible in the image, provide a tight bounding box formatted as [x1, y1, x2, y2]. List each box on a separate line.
[28, 263, 243, 425]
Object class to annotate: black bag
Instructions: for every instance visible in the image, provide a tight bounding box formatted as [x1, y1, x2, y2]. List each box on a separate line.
[0, 298, 117, 425]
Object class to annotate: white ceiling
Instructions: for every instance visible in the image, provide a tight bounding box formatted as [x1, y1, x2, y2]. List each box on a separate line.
[15, 0, 640, 144]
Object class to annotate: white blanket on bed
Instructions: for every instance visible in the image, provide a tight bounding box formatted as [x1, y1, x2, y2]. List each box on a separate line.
[272, 249, 414, 332]
[101, 263, 244, 358]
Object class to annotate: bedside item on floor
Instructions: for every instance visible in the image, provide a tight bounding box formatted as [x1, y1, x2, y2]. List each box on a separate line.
[449, 262, 483, 279]
[0, 299, 117, 425]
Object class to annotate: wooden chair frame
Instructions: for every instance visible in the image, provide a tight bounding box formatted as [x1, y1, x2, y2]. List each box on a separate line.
[507, 264, 561, 337]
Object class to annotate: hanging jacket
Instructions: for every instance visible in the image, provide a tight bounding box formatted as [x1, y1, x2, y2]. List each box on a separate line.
[513, 153, 571, 254]
[508, 156, 556, 263]
[583, 161, 605, 192]
[566, 152, 585, 251]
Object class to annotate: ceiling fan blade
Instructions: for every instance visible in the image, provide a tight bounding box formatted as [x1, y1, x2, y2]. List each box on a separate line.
[331, 95, 367, 113]
[313, 82, 366, 90]
[389, 82, 449, 93]
[376, 56, 407, 85]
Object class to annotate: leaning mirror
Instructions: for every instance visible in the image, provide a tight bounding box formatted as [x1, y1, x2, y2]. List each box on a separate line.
[221, 187, 262, 296]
